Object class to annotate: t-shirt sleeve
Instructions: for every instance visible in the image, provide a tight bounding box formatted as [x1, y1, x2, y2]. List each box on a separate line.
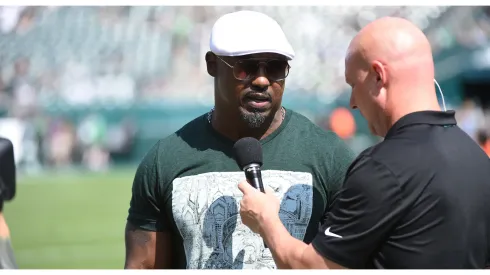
[325, 136, 357, 206]
[312, 156, 404, 269]
[127, 142, 170, 232]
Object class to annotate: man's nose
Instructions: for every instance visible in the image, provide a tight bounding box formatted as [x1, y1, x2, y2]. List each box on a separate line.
[350, 95, 357, 109]
[251, 65, 270, 91]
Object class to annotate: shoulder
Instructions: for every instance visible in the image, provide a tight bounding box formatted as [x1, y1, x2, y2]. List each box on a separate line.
[289, 110, 356, 159]
[288, 110, 347, 144]
[285, 110, 356, 193]
[355, 138, 418, 182]
[136, 114, 208, 174]
[174, 114, 208, 138]
[288, 110, 325, 133]
[132, 115, 209, 200]
[347, 143, 382, 173]
[153, 114, 208, 153]
[346, 140, 404, 190]
[343, 152, 401, 197]
[354, 137, 402, 165]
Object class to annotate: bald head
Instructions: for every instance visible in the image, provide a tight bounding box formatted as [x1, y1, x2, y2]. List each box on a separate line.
[348, 17, 434, 82]
[345, 17, 440, 137]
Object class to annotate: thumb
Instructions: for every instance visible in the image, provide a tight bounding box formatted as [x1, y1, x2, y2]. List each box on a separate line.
[238, 180, 254, 194]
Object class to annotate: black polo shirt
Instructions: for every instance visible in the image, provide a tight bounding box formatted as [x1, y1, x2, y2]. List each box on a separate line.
[311, 111, 490, 269]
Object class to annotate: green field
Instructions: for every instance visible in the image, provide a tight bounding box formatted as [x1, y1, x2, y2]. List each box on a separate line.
[4, 169, 137, 269]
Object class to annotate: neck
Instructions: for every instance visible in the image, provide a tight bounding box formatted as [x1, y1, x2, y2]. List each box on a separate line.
[211, 105, 285, 141]
[385, 91, 441, 134]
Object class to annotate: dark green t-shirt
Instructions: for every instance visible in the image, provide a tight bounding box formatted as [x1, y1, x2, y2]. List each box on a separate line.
[127, 108, 355, 269]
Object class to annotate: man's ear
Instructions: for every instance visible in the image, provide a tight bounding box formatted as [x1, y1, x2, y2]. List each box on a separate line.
[205, 51, 217, 77]
[371, 60, 387, 87]
[371, 60, 387, 98]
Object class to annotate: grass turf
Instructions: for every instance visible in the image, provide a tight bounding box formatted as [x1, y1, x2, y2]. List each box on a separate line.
[4, 169, 136, 269]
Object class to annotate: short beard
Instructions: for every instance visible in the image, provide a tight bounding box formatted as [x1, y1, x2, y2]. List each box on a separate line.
[240, 109, 266, 128]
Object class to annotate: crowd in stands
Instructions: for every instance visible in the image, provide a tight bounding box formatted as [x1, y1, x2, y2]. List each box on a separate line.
[3, 6, 490, 105]
[0, 6, 489, 172]
[456, 99, 490, 156]
[0, 6, 459, 107]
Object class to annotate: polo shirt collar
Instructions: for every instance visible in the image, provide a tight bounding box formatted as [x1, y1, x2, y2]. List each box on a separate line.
[385, 110, 457, 138]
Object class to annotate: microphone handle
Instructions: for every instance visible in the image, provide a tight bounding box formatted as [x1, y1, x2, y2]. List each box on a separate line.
[244, 164, 268, 248]
[245, 168, 265, 193]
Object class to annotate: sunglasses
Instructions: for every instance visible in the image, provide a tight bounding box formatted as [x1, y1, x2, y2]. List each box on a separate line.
[216, 56, 291, 81]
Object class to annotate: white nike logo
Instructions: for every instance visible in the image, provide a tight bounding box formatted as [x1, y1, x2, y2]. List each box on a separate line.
[324, 227, 342, 238]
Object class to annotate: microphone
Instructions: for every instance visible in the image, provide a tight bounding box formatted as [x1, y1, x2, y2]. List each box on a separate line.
[233, 137, 268, 248]
[233, 137, 265, 193]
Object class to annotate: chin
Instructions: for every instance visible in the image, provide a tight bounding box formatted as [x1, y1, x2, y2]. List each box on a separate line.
[238, 107, 272, 129]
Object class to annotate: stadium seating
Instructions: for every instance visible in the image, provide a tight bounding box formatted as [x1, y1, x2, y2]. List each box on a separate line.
[0, 6, 463, 105]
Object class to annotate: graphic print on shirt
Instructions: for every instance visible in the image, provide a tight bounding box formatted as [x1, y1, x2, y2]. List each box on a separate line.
[171, 170, 313, 269]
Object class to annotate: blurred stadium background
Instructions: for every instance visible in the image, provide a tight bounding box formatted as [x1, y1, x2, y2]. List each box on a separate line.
[1, 5, 490, 269]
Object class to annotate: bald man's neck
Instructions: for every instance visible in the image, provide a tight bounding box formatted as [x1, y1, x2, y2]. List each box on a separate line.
[387, 90, 441, 126]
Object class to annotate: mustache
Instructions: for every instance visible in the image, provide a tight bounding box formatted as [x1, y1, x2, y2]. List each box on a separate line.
[243, 89, 272, 101]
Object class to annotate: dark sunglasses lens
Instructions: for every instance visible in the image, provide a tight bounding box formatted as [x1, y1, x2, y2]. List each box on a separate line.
[267, 60, 289, 80]
[234, 60, 257, 80]
[233, 60, 290, 80]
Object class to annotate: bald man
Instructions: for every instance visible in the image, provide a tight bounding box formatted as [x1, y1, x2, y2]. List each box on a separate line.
[236, 17, 490, 269]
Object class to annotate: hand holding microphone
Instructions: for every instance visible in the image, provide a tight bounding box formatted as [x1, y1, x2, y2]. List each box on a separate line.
[234, 137, 281, 248]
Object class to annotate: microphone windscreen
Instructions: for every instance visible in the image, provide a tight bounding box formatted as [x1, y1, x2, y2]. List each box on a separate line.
[233, 137, 263, 170]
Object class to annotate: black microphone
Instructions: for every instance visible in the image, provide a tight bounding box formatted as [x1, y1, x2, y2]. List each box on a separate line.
[233, 137, 265, 193]
[233, 137, 268, 248]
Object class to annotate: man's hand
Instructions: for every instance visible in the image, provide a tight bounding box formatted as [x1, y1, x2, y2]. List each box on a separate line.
[237, 181, 346, 269]
[237, 180, 281, 235]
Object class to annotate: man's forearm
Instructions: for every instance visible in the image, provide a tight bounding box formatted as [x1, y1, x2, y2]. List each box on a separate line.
[0, 213, 10, 239]
[260, 217, 311, 269]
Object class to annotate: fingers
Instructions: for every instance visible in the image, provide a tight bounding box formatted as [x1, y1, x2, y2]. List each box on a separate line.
[239, 181, 276, 196]
[264, 186, 274, 195]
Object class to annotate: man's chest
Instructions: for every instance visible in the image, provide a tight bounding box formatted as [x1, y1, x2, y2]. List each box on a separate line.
[169, 170, 315, 269]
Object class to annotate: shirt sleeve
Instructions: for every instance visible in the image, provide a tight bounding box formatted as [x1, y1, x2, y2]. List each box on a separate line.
[0, 239, 18, 269]
[325, 136, 357, 207]
[127, 141, 170, 232]
[311, 156, 404, 269]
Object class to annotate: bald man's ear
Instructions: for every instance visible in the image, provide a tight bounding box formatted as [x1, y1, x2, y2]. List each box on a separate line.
[371, 61, 387, 87]
[205, 51, 217, 77]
